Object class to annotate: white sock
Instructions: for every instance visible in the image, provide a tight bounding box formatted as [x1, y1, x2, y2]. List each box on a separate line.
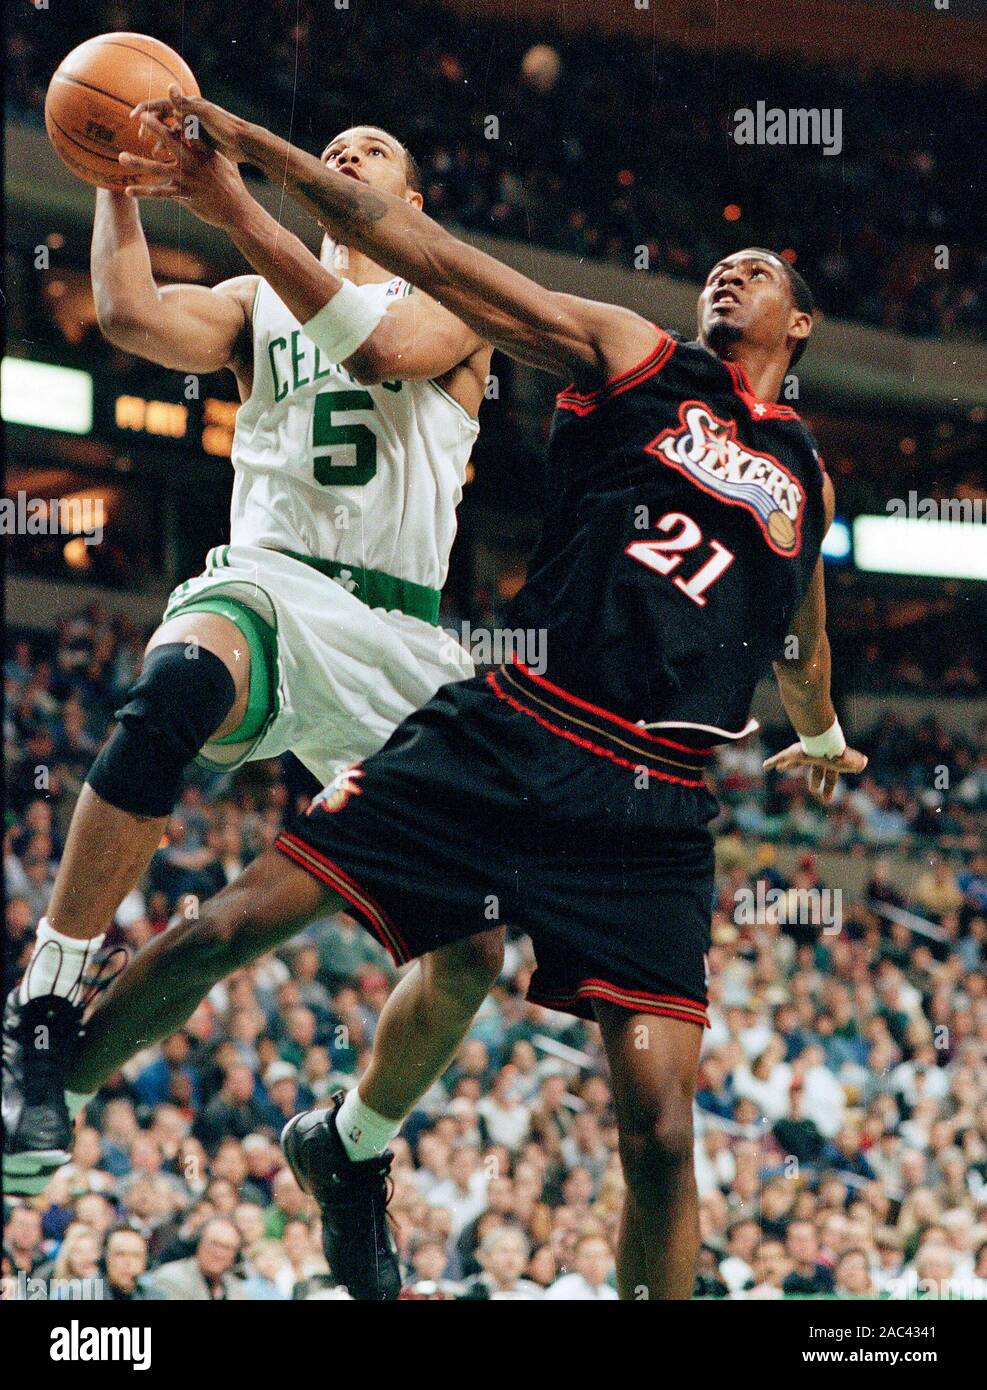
[334, 1087, 401, 1161]
[19, 918, 105, 1003]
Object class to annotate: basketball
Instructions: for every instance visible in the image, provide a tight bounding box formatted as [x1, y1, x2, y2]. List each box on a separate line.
[767, 509, 797, 551]
[44, 33, 199, 190]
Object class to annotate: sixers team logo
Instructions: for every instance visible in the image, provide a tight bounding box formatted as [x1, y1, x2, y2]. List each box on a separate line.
[645, 401, 805, 554]
[306, 763, 364, 815]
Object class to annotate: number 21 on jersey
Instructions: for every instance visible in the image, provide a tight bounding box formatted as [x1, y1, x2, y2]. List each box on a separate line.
[625, 511, 735, 607]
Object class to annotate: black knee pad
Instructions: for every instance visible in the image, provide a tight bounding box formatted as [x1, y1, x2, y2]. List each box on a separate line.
[87, 643, 236, 817]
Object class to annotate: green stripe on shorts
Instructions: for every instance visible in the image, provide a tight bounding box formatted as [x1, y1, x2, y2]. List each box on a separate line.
[167, 597, 277, 746]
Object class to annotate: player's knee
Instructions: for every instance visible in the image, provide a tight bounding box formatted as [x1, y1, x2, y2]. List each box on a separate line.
[430, 928, 505, 1003]
[87, 643, 236, 818]
[620, 1086, 695, 1189]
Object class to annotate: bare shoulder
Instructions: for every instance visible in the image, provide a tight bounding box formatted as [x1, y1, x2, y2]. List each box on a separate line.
[559, 297, 666, 390]
[213, 274, 261, 316]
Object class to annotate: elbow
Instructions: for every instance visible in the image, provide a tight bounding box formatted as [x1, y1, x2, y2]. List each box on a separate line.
[344, 320, 403, 385]
[345, 355, 387, 386]
[95, 300, 144, 350]
[344, 343, 393, 386]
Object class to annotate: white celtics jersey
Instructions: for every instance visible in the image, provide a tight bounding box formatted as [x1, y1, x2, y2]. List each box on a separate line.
[230, 276, 479, 590]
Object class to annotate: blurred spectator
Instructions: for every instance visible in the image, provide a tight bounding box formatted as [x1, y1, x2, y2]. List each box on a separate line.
[460, 1227, 542, 1299]
[2, 602, 984, 1299]
[103, 1227, 158, 1301]
[544, 1233, 618, 1300]
[148, 1218, 249, 1300]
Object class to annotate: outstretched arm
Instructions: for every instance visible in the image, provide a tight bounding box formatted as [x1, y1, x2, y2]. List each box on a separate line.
[136, 91, 658, 386]
[121, 114, 486, 392]
[765, 476, 867, 801]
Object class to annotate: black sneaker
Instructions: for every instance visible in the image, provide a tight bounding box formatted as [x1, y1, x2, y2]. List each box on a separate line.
[2, 989, 85, 1191]
[281, 1094, 402, 1300]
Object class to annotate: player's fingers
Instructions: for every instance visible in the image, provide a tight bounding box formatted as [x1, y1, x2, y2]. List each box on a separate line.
[167, 84, 204, 115]
[129, 97, 175, 119]
[763, 752, 802, 772]
[119, 151, 176, 178]
[136, 111, 184, 149]
[762, 744, 798, 769]
[124, 184, 185, 201]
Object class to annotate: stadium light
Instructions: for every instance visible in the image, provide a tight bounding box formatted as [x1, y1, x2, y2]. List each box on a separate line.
[853, 515, 987, 582]
[821, 518, 852, 561]
[1, 357, 93, 435]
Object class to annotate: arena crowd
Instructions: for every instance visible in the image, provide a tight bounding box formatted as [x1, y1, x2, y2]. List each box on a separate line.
[4, 605, 985, 1299]
[8, 0, 987, 344]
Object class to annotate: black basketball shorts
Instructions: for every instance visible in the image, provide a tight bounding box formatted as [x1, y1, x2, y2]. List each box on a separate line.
[275, 662, 718, 1028]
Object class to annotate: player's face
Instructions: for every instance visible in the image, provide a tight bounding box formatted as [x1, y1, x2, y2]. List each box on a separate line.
[698, 252, 801, 359]
[320, 127, 420, 206]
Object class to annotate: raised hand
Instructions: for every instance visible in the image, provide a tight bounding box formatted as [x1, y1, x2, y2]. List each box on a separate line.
[119, 98, 249, 228]
[131, 86, 253, 164]
[762, 742, 868, 805]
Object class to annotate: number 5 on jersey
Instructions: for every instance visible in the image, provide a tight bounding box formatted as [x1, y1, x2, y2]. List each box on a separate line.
[626, 511, 735, 607]
[312, 388, 377, 486]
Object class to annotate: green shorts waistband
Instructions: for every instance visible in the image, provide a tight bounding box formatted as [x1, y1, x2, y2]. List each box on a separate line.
[274, 550, 441, 625]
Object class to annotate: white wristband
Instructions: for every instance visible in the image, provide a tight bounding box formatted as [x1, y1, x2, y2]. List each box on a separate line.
[303, 279, 385, 364]
[799, 718, 846, 759]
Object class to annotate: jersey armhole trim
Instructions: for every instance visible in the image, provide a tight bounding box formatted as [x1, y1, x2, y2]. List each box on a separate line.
[556, 328, 676, 415]
[426, 376, 481, 428]
[249, 278, 263, 324]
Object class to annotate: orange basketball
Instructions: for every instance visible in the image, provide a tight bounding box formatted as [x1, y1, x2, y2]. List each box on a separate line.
[45, 33, 199, 190]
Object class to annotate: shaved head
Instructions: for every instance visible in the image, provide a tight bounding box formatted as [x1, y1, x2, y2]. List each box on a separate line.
[321, 125, 422, 194]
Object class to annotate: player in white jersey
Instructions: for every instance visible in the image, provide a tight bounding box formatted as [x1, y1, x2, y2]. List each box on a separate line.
[3, 124, 504, 1218]
[162, 262, 480, 785]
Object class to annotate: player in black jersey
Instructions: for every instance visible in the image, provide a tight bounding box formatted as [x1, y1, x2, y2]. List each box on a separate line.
[21, 93, 867, 1300]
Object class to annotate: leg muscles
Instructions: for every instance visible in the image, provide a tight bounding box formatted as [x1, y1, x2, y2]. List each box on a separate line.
[67, 848, 330, 1094]
[357, 928, 505, 1121]
[592, 1002, 703, 1300]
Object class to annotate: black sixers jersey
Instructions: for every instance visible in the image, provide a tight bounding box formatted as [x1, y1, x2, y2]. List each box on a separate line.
[508, 327, 828, 743]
